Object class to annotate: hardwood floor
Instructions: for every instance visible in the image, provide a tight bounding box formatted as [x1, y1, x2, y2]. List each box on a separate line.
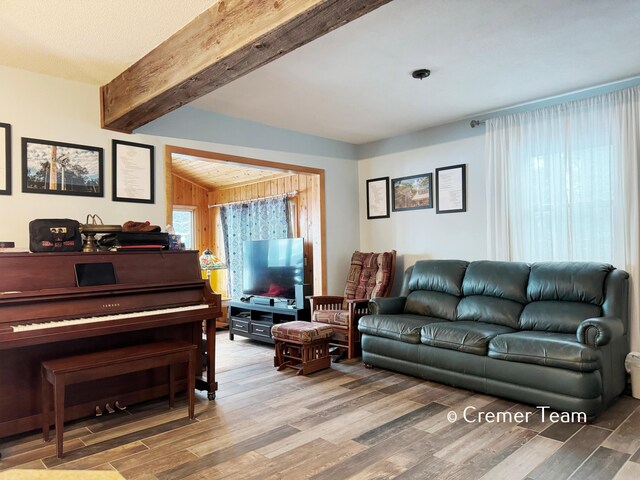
[1, 332, 639, 479]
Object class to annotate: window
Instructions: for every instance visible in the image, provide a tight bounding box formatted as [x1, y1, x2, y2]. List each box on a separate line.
[172, 207, 195, 250]
[510, 144, 615, 262]
[486, 92, 630, 264]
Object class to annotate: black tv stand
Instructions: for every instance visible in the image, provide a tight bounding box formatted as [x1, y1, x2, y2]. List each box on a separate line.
[227, 300, 310, 344]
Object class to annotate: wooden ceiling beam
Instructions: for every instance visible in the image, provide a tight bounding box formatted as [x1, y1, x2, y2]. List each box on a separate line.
[100, 0, 392, 133]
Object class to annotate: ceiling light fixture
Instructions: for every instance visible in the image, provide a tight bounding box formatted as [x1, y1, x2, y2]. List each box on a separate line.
[411, 68, 431, 80]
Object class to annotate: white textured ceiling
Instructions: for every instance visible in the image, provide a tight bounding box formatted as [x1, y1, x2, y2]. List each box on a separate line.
[191, 0, 640, 144]
[1, 0, 640, 143]
[0, 0, 212, 84]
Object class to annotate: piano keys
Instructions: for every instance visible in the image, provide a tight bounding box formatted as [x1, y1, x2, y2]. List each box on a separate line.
[11, 304, 211, 332]
[0, 250, 221, 439]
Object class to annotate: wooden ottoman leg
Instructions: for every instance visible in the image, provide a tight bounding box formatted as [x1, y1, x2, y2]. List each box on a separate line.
[298, 344, 309, 375]
[274, 340, 283, 368]
[300, 340, 331, 375]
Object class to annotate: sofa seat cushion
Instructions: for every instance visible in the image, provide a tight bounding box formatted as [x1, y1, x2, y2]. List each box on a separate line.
[359, 314, 443, 344]
[420, 321, 515, 355]
[488, 331, 601, 372]
[312, 309, 350, 327]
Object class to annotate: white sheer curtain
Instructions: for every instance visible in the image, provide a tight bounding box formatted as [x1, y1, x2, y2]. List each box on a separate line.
[486, 86, 640, 350]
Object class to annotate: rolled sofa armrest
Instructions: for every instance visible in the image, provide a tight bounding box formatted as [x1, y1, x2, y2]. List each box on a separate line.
[577, 317, 625, 347]
[368, 296, 406, 315]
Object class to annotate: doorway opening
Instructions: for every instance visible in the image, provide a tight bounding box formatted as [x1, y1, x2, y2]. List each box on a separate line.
[164, 145, 326, 300]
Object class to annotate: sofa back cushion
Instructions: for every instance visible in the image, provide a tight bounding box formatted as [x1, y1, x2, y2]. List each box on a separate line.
[519, 301, 602, 333]
[462, 261, 530, 302]
[520, 262, 612, 333]
[407, 260, 468, 295]
[457, 296, 524, 328]
[404, 260, 468, 319]
[456, 261, 530, 328]
[526, 262, 613, 304]
[405, 290, 460, 320]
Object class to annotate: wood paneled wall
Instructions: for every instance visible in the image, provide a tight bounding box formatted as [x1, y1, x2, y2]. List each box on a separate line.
[171, 174, 210, 254]
[209, 173, 320, 289]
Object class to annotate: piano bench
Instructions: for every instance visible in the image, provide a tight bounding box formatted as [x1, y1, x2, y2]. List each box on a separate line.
[41, 340, 197, 459]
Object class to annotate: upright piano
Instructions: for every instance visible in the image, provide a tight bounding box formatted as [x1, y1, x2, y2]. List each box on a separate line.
[0, 250, 221, 439]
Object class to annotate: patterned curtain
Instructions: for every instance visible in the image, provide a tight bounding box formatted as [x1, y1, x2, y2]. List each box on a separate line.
[220, 197, 291, 300]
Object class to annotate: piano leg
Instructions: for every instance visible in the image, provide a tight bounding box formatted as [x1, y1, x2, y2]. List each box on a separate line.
[196, 318, 218, 400]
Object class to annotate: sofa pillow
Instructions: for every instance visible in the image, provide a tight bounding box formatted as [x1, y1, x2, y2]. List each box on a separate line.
[404, 290, 460, 320]
[527, 262, 613, 305]
[408, 260, 468, 296]
[456, 295, 524, 328]
[462, 260, 529, 303]
[519, 301, 602, 333]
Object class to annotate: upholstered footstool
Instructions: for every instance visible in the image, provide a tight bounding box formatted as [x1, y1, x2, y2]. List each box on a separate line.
[271, 321, 334, 375]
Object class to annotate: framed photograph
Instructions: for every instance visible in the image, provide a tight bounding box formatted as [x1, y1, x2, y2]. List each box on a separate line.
[0, 123, 10, 195]
[436, 164, 466, 214]
[112, 139, 155, 204]
[366, 176, 390, 219]
[391, 173, 432, 211]
[22, 138, 103, 197]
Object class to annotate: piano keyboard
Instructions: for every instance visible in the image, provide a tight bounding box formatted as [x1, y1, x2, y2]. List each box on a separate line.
[11, 304, 211, 332]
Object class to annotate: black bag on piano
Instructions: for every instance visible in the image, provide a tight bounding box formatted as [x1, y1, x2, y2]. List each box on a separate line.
[29, 218, 83, 252]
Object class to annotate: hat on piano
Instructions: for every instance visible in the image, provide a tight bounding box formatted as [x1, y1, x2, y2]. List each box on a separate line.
[122, 221, 161, 233]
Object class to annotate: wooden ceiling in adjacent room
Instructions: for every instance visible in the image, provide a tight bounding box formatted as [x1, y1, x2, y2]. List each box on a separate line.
[171, 154, 292, 191]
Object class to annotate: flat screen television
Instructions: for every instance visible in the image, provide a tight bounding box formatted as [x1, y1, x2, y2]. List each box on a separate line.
[242, 238, 304, 299]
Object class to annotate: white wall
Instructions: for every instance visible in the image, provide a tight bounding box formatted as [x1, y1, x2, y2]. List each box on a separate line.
[358, 122, 486, 294]
[0, 66, 360, 295]
[0, 66, 167, 247]
[358, 112, 640, 352]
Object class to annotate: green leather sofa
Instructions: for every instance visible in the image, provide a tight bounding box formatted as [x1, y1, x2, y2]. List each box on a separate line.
[359, 260, 629, 416]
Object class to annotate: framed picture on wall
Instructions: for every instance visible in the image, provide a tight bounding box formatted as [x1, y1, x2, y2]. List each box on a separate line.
[21, 138, 104, 197]
[435, 164, 466, 214]
[366, 176, 390, 219]
[112, 139, 155, 203]
[391, 173, 433, 211]
[0, 123, 10, 195]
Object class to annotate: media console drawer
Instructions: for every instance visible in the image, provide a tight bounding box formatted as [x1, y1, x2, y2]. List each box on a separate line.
[251, 322, 271, 338]
[230, 318, 249, 333]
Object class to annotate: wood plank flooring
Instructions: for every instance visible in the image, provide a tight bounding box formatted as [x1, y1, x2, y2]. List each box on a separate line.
[1, 332, 639, 479]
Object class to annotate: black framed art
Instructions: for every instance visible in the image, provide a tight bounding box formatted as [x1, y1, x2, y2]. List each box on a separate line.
[22, 138, 104, 197]
[391, 173, 432, 211]
[0, 123, 10, 195]
[112, 139, 155, 204]
[366, 176, 390, 219]
[435, 164, 466, 214]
